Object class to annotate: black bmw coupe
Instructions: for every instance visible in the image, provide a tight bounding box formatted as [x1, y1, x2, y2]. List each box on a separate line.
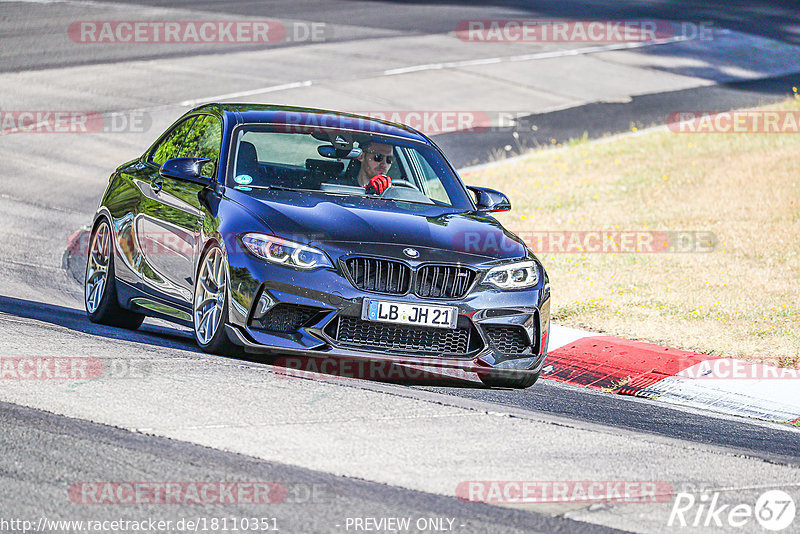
[85, 104, 550, 388]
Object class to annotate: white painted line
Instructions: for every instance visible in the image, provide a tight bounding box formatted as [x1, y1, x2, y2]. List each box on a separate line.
[384, 56, 505, 75]
[382, 36, 691, 76]
[178, 34, 693, 109]
[178, 80, 314, 107]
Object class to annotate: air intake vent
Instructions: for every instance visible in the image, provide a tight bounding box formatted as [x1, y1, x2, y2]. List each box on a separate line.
[328, 316, 472, 355]
[484, 325, 530, 355]
[252, 304, 322, 333]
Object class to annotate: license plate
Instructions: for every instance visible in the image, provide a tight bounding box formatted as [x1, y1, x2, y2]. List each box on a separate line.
[362, 299, 458, 329]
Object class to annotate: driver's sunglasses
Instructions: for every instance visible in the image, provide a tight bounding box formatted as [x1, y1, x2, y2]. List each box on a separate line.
[367, 152, 393, 164]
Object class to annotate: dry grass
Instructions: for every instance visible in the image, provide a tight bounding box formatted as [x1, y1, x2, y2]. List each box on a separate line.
[463, 98, 800, 365]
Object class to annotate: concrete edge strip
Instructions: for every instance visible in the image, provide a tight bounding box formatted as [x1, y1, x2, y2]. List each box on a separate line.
[546, 325, 800, 424]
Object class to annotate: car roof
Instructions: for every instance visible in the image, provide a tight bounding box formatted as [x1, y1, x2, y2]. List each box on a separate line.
[190, 103, 429, 143]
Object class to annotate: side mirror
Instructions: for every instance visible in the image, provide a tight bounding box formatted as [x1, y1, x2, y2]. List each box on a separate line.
[467, 185, 511, 213]
[159, 157, 213, 186]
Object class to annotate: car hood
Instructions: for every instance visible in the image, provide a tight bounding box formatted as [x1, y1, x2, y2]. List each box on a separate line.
[230, 189, 527, 261]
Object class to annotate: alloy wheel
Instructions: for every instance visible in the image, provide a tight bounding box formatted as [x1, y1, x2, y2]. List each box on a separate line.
[194, 247, 227, 345]
[85, 222, 110, 314]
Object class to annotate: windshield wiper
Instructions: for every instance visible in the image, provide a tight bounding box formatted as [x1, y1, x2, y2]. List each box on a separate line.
[245, 185, 302, 192]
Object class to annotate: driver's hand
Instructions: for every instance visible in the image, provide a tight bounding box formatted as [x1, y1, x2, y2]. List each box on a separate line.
[365, 174, 392, 195]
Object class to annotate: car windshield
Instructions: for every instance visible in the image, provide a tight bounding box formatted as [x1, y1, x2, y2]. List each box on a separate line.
[227, 125, 472, 209]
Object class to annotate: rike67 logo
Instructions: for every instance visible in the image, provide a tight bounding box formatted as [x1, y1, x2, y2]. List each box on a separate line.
[669, 490, 796, 531]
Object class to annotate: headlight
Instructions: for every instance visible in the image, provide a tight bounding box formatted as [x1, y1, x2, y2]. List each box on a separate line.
[483, 260, 539, 290]
[241, 233, 333, 270]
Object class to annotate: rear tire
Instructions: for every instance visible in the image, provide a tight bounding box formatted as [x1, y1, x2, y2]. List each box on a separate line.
[84, 219, 145, 330]
[479, 369, 540, 389]
[193, 244, 240, 356]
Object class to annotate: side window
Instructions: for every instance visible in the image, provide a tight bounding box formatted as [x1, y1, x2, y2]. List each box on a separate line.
[179, 115, 222, 177]
[409, 150, 450, 204]
[151, 117, 197, 166]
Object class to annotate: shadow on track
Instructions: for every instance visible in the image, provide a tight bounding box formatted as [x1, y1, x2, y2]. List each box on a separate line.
[420, 380, 800, 464]
[0, 294, 487, 388]
[0, 294, 197, 352]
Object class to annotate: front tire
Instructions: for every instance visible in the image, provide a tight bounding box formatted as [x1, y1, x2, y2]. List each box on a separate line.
[193, 244, 239, 355]
[84, 219, 145, 330]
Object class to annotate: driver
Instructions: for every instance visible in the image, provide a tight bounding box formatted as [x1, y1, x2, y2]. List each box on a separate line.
[356, 142, 393, 195]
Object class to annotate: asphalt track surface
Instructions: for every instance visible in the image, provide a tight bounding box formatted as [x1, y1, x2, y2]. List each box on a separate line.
[7, 293, 800, 468]
[2, 1, 800, 533]
[2, 399, 614, 534]
[4, 0, 798, 72]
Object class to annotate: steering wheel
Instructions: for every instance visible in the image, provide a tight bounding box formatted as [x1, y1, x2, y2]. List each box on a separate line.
[388, 178, 419, 191]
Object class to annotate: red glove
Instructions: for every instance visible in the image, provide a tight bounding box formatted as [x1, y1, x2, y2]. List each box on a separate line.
[365, 174, 392, 195]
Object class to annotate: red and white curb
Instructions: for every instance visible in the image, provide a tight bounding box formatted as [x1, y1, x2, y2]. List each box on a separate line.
[546, 325, 800, 424]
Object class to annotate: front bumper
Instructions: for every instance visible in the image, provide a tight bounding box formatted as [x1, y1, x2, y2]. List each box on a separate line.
[225, 249, 550, 374]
